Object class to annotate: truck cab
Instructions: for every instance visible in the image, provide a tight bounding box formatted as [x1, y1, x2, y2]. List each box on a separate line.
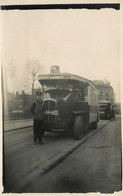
[99, 100, 115, 120]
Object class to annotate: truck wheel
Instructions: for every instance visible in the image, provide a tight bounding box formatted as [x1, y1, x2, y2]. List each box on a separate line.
[73, 116, 84, 140]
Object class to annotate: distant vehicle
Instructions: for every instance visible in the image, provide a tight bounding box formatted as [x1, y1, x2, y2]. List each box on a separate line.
[99, 100, 115, 120]
[92, 80, 115, 103]
[38, 66, 100, 140]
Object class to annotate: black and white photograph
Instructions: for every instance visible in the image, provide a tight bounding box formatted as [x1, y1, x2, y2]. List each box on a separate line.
[0, 0, 122, 194]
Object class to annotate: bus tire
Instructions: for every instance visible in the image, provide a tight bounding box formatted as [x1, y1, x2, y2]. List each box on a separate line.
[73, 116, 84, 140]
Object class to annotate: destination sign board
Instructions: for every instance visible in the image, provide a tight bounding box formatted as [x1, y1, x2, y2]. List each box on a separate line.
[39, 75, 71, 80]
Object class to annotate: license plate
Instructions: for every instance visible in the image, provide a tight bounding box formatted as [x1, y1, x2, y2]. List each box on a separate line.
[45, 110, 58, 115]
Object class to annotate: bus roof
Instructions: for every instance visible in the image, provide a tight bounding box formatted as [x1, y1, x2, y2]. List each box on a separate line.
[38, 72, 100, 94]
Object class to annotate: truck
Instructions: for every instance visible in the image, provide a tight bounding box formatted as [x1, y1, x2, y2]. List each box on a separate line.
[99, 100, 115, 120]
[38, 66, 100, 140]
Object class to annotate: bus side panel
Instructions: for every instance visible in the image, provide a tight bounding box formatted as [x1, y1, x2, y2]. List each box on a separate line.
[89, 106, 99, 123]
[88, 85, 100, 123]
[69, 102, 90, 113]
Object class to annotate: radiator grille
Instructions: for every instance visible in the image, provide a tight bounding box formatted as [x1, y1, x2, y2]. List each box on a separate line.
[43, 99, 57, 122]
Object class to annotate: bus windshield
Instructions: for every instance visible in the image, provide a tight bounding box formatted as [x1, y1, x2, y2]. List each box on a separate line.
[43, 89, 72, 100]
[42, 80, 73, 91]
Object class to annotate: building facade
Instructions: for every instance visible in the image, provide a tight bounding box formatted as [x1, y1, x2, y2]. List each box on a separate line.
[92, 80, 115, 103]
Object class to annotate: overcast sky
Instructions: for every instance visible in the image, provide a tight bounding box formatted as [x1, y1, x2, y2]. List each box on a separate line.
[1, 8, 120, 102]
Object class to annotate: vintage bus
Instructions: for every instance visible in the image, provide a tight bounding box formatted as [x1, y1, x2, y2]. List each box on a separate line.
[38, 66, 100, 140]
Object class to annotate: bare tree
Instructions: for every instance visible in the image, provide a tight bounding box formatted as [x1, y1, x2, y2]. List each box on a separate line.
[7, 60, 16, 79]
[22, 59, 44, 99]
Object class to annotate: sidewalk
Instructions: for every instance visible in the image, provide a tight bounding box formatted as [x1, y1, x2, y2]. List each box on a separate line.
[4, 119, 33, 132]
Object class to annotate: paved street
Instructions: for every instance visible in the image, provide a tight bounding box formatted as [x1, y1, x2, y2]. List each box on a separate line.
[22, 115, 122, 193]
[3, 115, 121, 193]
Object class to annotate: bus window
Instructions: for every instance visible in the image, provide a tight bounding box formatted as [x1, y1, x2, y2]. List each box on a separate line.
[74, 89, 81, 101]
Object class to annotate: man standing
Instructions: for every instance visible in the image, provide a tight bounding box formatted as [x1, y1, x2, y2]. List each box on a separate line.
[30, 92, 45, 145]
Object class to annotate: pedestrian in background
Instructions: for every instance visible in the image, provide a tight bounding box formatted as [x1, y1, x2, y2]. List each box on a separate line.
[30, 92, 45, 145]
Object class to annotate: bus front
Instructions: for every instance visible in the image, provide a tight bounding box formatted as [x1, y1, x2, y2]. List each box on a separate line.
[38, 74, 73, 131]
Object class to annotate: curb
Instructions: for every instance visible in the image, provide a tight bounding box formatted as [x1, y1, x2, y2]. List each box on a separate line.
[14, 120, 111, 192]
[4, 126, 33, 133]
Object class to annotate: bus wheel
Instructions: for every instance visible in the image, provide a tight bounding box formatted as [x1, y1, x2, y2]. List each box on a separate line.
[73, 116, 84, 140]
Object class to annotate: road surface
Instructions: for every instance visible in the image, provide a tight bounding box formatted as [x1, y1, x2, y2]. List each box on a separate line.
[3, 115, 121, 193]
[22, 115, 122, 193]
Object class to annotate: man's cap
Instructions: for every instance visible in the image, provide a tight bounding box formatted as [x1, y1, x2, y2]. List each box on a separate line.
[36, 92, 42, 96]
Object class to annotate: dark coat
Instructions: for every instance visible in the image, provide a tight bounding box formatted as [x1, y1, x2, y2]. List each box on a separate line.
[30, 99, 44, 120]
